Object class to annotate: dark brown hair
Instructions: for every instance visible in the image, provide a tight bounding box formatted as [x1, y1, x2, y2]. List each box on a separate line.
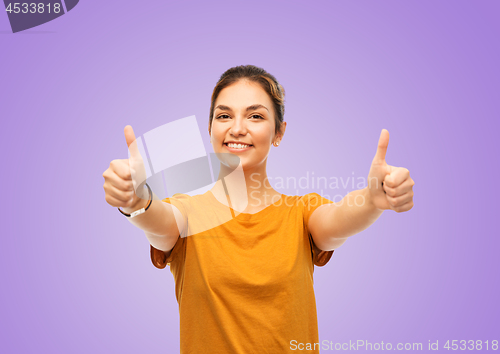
[208, 65, 285, 136]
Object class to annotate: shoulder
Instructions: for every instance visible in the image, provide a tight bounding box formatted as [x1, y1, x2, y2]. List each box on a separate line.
[298, 193, 334, 221]
[162, 192, 207, 205]
[295, 192, 333, 209]
[276, 193, 330, 208]
[275, 193, 333, 220]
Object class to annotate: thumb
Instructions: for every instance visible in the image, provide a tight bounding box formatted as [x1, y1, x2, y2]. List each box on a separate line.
[124, 125, 136, 148]
[124, 125, 147, 194]
[374, 129, 390, 162]
[124, 125, 141, 160]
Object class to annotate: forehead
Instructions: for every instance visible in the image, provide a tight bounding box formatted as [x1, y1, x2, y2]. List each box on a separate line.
[215, 80, 273, 108]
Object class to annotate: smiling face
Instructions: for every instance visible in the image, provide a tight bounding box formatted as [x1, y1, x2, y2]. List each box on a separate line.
[210, 80, 285, 170]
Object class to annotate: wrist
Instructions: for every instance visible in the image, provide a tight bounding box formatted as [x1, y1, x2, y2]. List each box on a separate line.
[364, 187, 383, 212]
[121, 197, 149, 214]
[118, 183, 153, 218]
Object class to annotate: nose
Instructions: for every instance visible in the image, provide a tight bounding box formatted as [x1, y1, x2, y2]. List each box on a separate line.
[229, 116, 247, 137]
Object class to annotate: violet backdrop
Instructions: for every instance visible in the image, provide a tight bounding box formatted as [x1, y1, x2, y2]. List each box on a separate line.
[1, 1, 499, 353]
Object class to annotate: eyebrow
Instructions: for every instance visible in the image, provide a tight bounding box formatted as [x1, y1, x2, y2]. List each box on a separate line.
[215, 104, 269, 113]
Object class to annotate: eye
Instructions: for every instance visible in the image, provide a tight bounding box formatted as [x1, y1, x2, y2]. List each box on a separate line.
[216, 114, 230, 119]
[250, 114, 264, 119]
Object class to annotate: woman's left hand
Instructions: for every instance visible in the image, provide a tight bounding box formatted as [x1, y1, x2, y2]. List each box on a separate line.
[367, 129, 415, 212]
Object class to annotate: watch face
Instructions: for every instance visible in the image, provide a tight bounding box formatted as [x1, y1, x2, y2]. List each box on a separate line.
[5, 0, 79, 33]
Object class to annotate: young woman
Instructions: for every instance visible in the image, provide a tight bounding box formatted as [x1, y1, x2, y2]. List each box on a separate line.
[102, 65, 415, 353]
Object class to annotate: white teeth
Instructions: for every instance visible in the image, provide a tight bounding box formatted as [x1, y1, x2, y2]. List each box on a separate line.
[227, 143, 250, 149]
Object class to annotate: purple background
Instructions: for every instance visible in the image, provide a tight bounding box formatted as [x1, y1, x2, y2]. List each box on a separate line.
[1, 1, 499, 353]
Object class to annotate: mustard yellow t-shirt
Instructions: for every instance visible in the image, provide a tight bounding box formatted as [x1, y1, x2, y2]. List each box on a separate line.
[150, 191, 334, 354]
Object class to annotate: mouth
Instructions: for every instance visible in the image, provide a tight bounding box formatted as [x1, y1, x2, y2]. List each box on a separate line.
[224, 143, 253, 152]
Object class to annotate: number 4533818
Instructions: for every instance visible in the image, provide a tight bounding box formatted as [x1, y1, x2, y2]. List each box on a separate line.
[444, 340, 498, 351]
[6, 3, 62, 14]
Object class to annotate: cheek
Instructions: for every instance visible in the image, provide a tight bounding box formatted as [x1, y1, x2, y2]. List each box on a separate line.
[253, 126, 274, 143]
[211, 124, 224, 139]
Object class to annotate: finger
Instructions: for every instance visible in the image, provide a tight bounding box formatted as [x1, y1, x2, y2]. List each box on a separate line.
[104, 188, 135, 208]
[373, 129, 390, 163]
[124, 125, 136, 148]
[124, 125, 141, 160]
[105, 183, 135, 203]
[384, 176, 414, 197]
[380, 165, 394, 193]
[123, 126, 148, 190]
[110, 159, 133, 181]
[106, 170, 135, 191]
[384, 167, 409, 188]
[393, 200, 414, 213]
[386, 190, 414, 209]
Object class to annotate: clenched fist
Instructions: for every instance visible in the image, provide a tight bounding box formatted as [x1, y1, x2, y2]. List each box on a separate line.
[102, 125, 148, 212]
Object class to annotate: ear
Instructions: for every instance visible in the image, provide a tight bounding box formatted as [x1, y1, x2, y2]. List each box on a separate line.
[277, 121, 287, 141]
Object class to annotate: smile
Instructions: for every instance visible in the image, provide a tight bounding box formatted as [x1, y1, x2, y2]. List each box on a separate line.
[224, 143, 252, 152]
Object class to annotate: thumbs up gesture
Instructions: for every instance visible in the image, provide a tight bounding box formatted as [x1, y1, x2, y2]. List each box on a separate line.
[367, 129, 415, 212]
[102, 125, 149, 212]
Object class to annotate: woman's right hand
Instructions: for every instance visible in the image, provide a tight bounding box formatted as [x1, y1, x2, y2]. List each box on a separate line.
[102, 125, 148, 213]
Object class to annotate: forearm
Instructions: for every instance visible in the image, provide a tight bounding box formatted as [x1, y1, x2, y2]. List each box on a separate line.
[121, 193, 179, 237]
[326, 187, 383, 239]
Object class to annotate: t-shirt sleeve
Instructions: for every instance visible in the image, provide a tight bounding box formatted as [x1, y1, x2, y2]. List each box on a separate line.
[150, 193, 189, 269]
[302, 193, 335, 267]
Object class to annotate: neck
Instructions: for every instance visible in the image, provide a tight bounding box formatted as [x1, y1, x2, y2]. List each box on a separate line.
[213, 160, 280, 210]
